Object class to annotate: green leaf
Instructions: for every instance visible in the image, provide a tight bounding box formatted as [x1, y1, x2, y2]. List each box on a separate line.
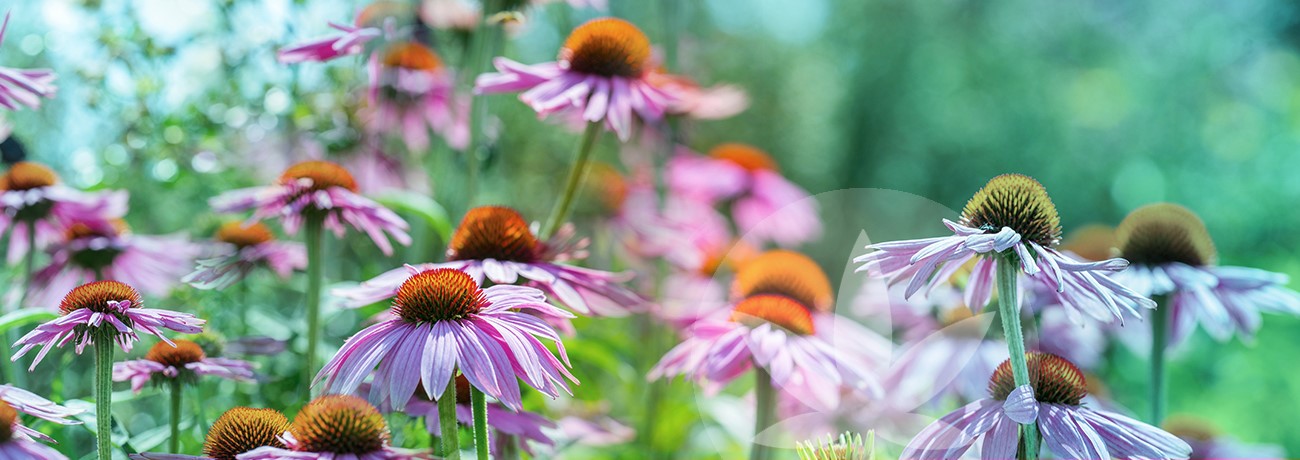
[0, 309, 58, 334]
[374, 191, 453, 242]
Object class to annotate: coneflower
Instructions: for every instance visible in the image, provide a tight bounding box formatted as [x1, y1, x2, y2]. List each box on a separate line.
[211, 160, 410, 390]
[184, 221, 306, 290]
[1110, 203, 1300, 424]
[855, 174, 1155, 459]
[11, 281, 204, 459]
[0, 13, 57, 111]
[113, 339, 256, 451]
[0, 400, 66, 459]
[130, 406, 289, 459]
[239, 395, 432, 459]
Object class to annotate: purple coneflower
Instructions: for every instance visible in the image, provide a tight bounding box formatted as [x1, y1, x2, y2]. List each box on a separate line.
[0, 13, 57, 111]
[364, 41, 469, 152]
[475, 17, 676, 141]
[391, 377, 555, 457]
[902, 352, 1192, 459]
[0, 383, 82, 444]
[130, 406, 290, 460]
[1108, 203, 1300, 425]
[668, 144, 820, 247]
[855, 174, 1152, 324]
[0, 400, 66, 459]
[335, 205, 643, 320]
[277, 2, 410, 64]
[11, 280, 204, 458]
[1, 161, 126, 267]
[239, 395, 431, 460]
[647, 70, 749, 120]
[317, 267, 575, 457]
[184, 221, 307, 290]
[26, 217, 198, 310]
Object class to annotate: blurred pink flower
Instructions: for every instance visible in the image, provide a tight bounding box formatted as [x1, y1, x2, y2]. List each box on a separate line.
[0, 13, 56, 111]
[316, 268, 575, 412]
[0, 384, 82, 445]
[113, 339, 255, 393]
[648, 71, 748, 120]
[420, 0, 480, 30]
[276, 2, 412, 63]
[364, 42, 469, 152]
[0, 161, 127, 266]
[209, 160, 411, 255]
[184, 221, 306, 290]
[668, 144, 820, 247]
[475, 18, 677, 141]
[12, 281, 204, 371]
[26, 218, 198, 310]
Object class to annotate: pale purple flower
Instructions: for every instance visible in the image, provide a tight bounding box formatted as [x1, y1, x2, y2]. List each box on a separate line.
[1032, 307, 1106, 371]
[1110, 204, 1300, 347]
[0, 432, 67, 459]
[474, 17, 677, 141]
[0, 384, 83, 444]
[315, 268, 576, 412]
[11, 280, 205, 370]
[334, 205, 644, 318]
[553, 414, 635, 446]
[667, 145, 820, 247]
[0, 13, 57, 111]
[112, 339, 255, 393]
[650, 294, 880, 412]
[183, 221, 307, 290]
[364, 41, 469, 152]
[1, 161, 127, 266]
[24, 218, 198, 310]
[647, 69, 749, 120]
[419, 0, 480, 31]
[276, 3, 411, 63]
[902, 353, 1191, 459]
[855, 174, 1154, 324]
[209, 160, 411, 255]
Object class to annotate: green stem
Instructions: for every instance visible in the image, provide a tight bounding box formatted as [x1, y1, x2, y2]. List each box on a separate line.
[1150, 294, 1169, 425]
[750, 366, 776, 460]
[541, 122, 601, 240]
[995, 255, 1039, 460]
[471, 387, 489, 460]
[169, 378, 182, 452]
[302, 214, 325, 396]
[440, 376, 461, 459]
[94, 334, 115, 460]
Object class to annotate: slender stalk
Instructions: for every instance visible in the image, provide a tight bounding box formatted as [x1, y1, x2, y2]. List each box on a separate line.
[498, 435, 520, 460]
[169, 378, 182, 452]
[995, 255, 1039, 460]
[21, 222, 36, 303]
[439, 376, 461, 459]
[94, 332, 115, 460]
[751, 367, 776, 460]
[1149, 294, 1169, 425]
[302, 214, 325, 395]
[541, 122, 602, 239]
[470, 387, 489, 460]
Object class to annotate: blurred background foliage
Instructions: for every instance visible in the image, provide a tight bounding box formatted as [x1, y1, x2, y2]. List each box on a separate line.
[4, 0, 1300, 457]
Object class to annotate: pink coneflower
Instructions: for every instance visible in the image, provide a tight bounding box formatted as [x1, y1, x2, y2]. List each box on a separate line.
[394, 377, 555, 456]
[0, 400, 66, 459]
[317, 267, 576, 411]
[902, 353, 1191, 459]
[113, 339, 255, 393]
[855, 174, 1153, 324]
[277, 2, 411, 64]
[130, 406, 290, 460]
[210, 160, 411, 255]
[25, 218, 198, 309]
[0, 161, 127, 265]
[0, 383, 82, 444]
[668, 144, 821, 247]
[184, 221, 307, 290]
[474, 17, 677, 141]
[1111, 203, 1300, 346]
[238, 395, 431, 460]
[647, 70, 748, 120]
[335, 205, 643, 317]
[12, 281, 205, 369]
[364, 41, 469, 152]
[0, 13, 57, 111]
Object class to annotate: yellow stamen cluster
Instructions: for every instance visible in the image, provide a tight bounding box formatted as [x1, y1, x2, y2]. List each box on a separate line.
[279, 161, 359, 193]
[988, 352, 1086, 406]
[59, 280, 142, 315]
[290, 395, 389, 454]
[733, 250, 834, 313]
[144, 339, 206, 368]
[960, 174, 1062, 247]
[731, 294, 816, 335]
[560, 18, 652, 78]
[216, 221, 275, 248]
[392, 268, 488, 324]
[202, 407, 290, 460]
[709, 143, 779, 173]
[0, 161, 59, 191]
[447, 206, 541, 262]
[1116, 203, 1216, 267]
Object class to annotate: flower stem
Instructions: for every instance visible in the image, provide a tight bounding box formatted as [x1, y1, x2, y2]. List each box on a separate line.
[541, 121, 601, 240]
[94, 333, 115, 460]
[440, 376, 461, 459]
[1149, 294, 1169, 425]
[995, 255, 1039, 460]
[751, 366, 776, 460]
[169, 378, 182, 452]
[302, 214, 325, 396]
[471, 387, 489, 460]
